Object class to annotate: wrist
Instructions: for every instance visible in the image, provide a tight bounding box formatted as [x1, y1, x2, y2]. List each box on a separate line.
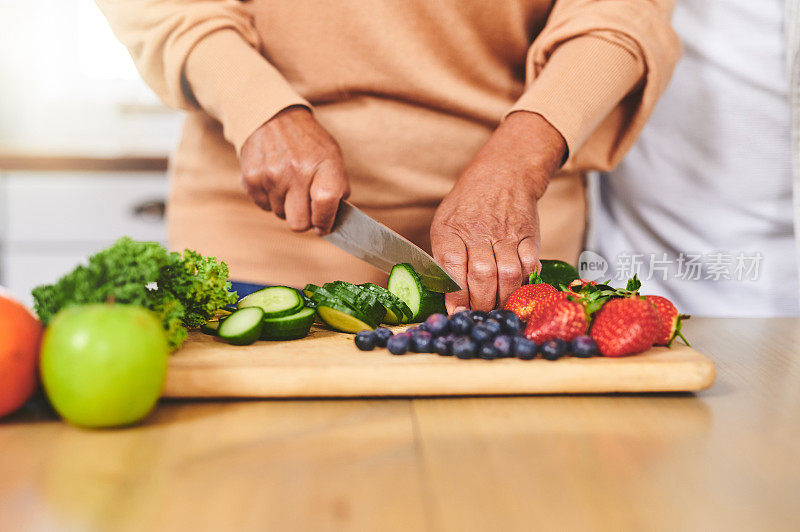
[502, 111, 566, 172]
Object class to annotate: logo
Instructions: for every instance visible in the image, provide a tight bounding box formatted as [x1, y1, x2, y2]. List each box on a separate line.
[578, 250, 609, 281]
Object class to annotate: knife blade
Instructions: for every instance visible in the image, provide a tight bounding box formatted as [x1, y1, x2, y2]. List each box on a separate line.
[321, 201, 462, 293]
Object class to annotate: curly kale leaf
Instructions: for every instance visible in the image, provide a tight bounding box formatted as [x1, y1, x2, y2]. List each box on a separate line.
[156, 249, 237, 329]
[31, 237, 238, 350]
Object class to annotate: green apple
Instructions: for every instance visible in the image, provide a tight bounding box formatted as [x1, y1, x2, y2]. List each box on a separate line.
[40, 304, 169, 428]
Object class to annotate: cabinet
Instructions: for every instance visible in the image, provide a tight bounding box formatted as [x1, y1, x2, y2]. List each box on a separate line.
[0, 170, 168, 306]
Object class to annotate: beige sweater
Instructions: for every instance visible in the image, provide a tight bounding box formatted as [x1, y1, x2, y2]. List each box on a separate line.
[97, 0, 680, 286]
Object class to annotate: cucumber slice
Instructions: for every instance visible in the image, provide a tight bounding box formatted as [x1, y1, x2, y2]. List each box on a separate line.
[359, 283, 413, 324]
[218, 307, 264, 345]
[200, 320, 222, 336]
[316, 302, 377, 333]
[303, 284, 320, 298]
[322, 282, 386, 325]
[261, 307, 316, 340]
[387, 263, 446, 322]
[238, 286, 304, 318]
[309, 285, 343, 304]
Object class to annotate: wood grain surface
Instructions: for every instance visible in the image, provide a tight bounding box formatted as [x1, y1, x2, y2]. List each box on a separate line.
[1, 318, 798, 532]
[163, 328, 715, 397]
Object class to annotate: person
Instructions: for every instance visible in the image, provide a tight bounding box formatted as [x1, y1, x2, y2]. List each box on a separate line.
[587, 0, 800, 316]
[97, 0, 680, 312]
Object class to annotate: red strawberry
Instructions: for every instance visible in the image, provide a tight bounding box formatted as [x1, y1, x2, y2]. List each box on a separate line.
[644, 295, 689, 346]
[503, 283, 558, 321]
[590, 297, 661, 357]
[524, 293, 588, 343]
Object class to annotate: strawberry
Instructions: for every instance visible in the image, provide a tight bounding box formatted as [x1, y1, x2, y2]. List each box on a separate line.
[503, 283, 558, 321]
[644, 295, 689, 346]
[524, 293, 588, 343]
[590, 297, 661, 357]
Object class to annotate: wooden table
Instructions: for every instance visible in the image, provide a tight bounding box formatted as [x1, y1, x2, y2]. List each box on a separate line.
[1, 318, 798, 532]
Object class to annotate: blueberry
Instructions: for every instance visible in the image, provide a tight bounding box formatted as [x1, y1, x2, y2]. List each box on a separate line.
[452, 337, 478, 359]
[482, 319, 503, 337]
[354, 330, 377, 351]
[410, 331, 434, 353]
[488, 309, 513, 321]
[500, 313, 523, 335]
[406, 326, 421, 335]
[571, 335, 599, 358]
[432, 335, 453, 356]
[513, 337, 538, 360]
[387, 333, 411, 355]
[449, 314, 474, 335]
[425, 313, 450, 336]
[492, 335, 513, 358]
[479, 343, 498, 360]
[540, 338, 568, 360]
[470, 324, 494, 344]
[417, 322, 430, 332]
[373, 327, 394, 347]
[470, 310, 490, 323]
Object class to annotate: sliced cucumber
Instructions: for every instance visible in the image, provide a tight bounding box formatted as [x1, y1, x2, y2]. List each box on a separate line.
[238, 286, 304, 318]
[322, 282, 386, 325]
[316, 302, 377, 333]
[200, 320, 222, 336]
[309, 285, 344, 304]
[387, 263, 446, 322]
[218, 307, 264, 345]
[359, 283, 413, 324]
[303, 284, 320, 298]
[261, 307, 316, 340]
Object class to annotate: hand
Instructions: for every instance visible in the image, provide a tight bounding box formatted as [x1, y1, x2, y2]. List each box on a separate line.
[431, 111, 566, 313]
[239, 106, 350, 234]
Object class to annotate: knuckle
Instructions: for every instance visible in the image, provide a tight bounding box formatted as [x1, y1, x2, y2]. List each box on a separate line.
[498, 264, 522, 283]
[311, 188, 340, 204]
[241, 167, 261, 183]
[469, 261, 495, 281]
[439, 251, 465, 268]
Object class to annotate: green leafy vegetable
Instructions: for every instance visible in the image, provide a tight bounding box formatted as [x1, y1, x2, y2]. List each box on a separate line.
[31, 237, 238, 350]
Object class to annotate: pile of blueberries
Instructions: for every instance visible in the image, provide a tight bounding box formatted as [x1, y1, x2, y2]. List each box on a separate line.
[354, 310, 599, 360]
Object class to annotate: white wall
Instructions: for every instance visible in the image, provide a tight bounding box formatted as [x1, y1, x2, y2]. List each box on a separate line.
[0, 0, 183, 154]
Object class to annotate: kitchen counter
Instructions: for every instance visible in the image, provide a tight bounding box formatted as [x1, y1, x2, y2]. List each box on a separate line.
[0, 317, 798, 531]
[0, 150, 169, 172]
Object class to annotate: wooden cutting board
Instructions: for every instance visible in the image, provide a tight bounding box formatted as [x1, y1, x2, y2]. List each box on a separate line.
[163, 326, 716, 397]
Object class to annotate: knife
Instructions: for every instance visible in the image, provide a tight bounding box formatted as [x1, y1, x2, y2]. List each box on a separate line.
[321, 201, 462, 293]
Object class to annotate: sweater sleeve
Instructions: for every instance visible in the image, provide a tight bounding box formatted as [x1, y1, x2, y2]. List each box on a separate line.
[505, 0, 681, 172]
[95, 0, 310, 153]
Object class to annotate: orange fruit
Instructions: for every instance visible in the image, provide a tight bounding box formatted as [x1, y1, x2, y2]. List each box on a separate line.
[0, 293, 42, 417]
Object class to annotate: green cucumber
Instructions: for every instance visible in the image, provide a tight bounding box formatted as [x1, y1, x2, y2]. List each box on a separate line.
[359, 283, 412, 324]
[387, 263, 446, 322]
[238, 286, 304, 318]
[309, 285, 344, 304]
[200, 319, 222, 336]
[261, 307, 316, 340]
[303, 284, 320, 298]
[322, 282, 386, 325]
[316, 302, 377, 332]
[218, 307, 264, 345]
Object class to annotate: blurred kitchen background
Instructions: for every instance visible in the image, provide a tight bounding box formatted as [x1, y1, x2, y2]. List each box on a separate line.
[0, 0, 184, 305]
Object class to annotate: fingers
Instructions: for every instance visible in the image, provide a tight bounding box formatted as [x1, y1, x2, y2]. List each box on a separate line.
[493, 240, 524, 308]
[310, 162, 349, 234]
[466, 243, 497, 312]
[432, 234, 469, 314]
[284, 185, 311, 232]
[518, 235, 541, 280]
[240, 175, 271, 212]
